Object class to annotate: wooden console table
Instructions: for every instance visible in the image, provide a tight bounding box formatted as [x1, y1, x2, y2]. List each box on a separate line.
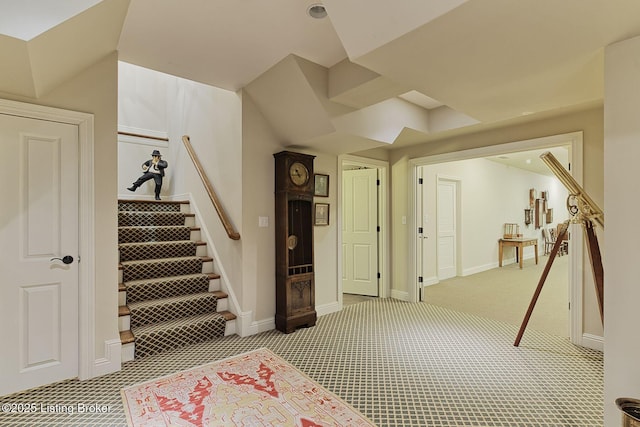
[499, 237, 538, 269]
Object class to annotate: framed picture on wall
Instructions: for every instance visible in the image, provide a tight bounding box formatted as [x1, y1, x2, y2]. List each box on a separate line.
[314, 174, 329, 197]
[314, 203, 329, 226]
[535, 198, 544, 229]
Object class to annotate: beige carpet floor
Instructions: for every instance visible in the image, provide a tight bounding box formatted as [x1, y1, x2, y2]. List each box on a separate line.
[423, 253, 569, 337]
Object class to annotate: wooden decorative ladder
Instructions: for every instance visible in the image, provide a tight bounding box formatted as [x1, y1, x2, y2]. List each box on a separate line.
[117, 199, 236, 361]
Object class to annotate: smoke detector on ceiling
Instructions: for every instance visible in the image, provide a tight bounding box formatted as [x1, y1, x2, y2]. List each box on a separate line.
[308, 3, 327, 19]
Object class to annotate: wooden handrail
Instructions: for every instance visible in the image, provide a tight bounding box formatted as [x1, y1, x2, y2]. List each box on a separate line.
[182, 135, 240, 240]
[118, 131, 169, 142]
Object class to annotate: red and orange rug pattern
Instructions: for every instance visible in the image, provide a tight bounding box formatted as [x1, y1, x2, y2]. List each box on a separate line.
[121, 348, 375, 426]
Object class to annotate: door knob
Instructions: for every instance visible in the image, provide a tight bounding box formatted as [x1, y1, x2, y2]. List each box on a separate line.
[51, 255, 74, 264]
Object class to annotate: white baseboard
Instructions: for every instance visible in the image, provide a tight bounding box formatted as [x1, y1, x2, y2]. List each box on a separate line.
[93, 339, 122, 377]
[423, 276, 439, 286]
[317, 301, 340, 317]
[581, 333, 604, 352]
[238, 312, 274, 336]
[391, 289, 410, 301]
[462, 262, 498, 276]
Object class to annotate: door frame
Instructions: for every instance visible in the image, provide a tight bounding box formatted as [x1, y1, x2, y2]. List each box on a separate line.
[338, 155, 389, 306]
[0, 98, 96, 380]
[409, 131, 586, 347]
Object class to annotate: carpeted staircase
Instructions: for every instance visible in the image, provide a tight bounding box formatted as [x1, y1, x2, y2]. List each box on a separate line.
[117, 199, 236, 361]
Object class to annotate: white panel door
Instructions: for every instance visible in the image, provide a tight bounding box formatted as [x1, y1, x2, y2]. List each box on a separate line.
[437, 179, 457, 280]
[342, 168, 378, 296]
[0, 114, 79, 395]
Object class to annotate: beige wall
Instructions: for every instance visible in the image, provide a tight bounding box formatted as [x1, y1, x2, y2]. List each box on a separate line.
[604, 35, 640, 426]
[0, 53, 120, 361]
[241, 94, 280, 325]
[387, 106, 604, 337]
[241, 91, 341, 326]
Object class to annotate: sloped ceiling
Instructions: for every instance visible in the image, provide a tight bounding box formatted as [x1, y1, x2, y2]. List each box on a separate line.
[4, 0, 640, 154]
[0, 0, 129, 98]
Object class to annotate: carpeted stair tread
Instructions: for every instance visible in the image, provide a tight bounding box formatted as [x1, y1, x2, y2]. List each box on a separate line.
[119, 240, 203, 262]
[121, 273, 220, 303]
[131, 312, 228, 358]
[118, 211, 187, 227]
[132, 311, 230, 334]
[118, 200, 189, 212]
[120, 256, 213, 282]
[119, 257, 213, 269]
[118, 225, 194, 243]
[128, 292, 220, 328]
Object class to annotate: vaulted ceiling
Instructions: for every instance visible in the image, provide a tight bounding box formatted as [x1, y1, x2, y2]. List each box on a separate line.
[2, 0, 640, 155]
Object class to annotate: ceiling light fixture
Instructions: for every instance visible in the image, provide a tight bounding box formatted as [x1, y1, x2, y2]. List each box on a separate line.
[307, 3, 327, 19]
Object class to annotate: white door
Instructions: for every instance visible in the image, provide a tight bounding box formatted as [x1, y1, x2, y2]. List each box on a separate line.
[437, 179, 457, 280]
[342, 168, 379, 296]
[0, 114, 79, 395]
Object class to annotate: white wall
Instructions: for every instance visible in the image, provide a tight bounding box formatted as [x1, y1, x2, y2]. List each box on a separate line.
[604, 35, 640, 426]
[421, 158, 568, 282]
[118, 63, 342, 334]
[117, 61, 244, 319]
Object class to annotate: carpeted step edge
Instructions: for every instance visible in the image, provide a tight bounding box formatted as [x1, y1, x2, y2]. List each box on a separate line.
[118, 225, 200, 244]
[119, 290, 228, 331]
[127, 292, 222, 328]
[118, 240, 205, 262]
[119, 256, 213, 282]
[130, 311, 235, 359]
[118, 273, 220, 306]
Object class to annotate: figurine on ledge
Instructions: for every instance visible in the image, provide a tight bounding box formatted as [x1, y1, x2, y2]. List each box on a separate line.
[127, 150, 168, 200]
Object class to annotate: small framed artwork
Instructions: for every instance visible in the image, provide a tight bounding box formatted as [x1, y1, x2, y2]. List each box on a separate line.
[314, 203, 329, 226]
[314, 173, 329, 197]
[524, 208, 533, 226]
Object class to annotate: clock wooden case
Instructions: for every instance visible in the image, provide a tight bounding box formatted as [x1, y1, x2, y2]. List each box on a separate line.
[273, 151, 316, 333]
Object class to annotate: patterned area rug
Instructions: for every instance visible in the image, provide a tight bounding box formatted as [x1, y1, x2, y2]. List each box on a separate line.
[121, 348, 375, 426]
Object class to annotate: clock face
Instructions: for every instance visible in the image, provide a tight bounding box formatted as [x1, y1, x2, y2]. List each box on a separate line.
[289, 161, 309, 186]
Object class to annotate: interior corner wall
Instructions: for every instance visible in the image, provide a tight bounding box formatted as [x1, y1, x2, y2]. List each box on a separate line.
[0, 52, 121, 362]
[603, 35, 640, 427]
[240, 93, 280, 325]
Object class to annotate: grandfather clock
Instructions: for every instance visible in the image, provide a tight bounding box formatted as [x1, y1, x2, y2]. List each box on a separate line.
[274, 151, 316, 333]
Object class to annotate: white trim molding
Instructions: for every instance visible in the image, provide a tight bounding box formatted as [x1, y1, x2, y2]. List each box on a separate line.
[92, 339, 122, 377]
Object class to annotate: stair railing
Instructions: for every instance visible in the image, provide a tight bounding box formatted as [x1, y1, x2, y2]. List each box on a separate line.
[182, 135, 240, 240]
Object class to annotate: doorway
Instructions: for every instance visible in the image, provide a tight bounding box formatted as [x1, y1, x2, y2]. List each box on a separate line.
[411, 132, 585, 345]
[338, 155, 390, 306]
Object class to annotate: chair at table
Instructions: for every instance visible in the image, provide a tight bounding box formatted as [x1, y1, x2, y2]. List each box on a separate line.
[547, 227, 569, 256]
[556, 224, 569, 256]
[541, 228, 554, 255]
